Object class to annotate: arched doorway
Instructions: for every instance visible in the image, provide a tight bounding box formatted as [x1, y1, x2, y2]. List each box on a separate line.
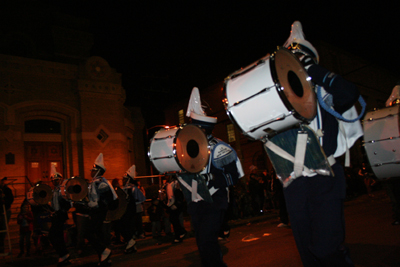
[24, 119, 63, 189]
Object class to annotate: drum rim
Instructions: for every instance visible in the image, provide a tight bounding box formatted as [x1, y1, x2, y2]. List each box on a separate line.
[270, 47, 316, 123]
[173, 124, 210, 174]
[223, 47, 315, 140]
[61, 176, 88, 201]
[27, 183, 52, 205]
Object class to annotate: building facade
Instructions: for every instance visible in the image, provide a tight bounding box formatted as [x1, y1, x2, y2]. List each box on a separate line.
[0, 5, 146, 198]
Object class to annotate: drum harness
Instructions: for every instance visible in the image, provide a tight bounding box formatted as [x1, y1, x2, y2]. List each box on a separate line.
[177, 137, 241, 203]
[88, 175, 118, 208]
[264, 84, 366, 186]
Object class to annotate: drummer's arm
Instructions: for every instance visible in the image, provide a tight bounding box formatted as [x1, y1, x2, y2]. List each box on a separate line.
[26, 211, 34, 222]
[98, 183, 115, 208]
[60, 197, 72, 212]
[307, 64, 360, 113]
[208, 160, 241, 189]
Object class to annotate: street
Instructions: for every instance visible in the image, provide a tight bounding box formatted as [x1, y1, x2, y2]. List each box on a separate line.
[3, 188, 400, 267]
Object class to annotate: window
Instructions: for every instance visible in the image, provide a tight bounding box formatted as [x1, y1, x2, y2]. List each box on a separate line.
[25, 120, 61, 133]
[97, 129, 109, 143]
[227, 124, 236, 143]
[178, 109, 185, 125]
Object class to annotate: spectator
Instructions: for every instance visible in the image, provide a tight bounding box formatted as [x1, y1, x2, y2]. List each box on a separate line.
[17, 204, 34, 257]
[0, 177, 14, 254]
[147, 196, 164, 239]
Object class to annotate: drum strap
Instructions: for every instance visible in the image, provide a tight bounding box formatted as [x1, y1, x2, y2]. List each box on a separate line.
[294, 131, 308, 177]
[52, 187, 61, 211]
[265, 140, 314, 177]
[264, 125, 336, 187]
[177, 174, 216, 204]
[177, 176, 204, 202]
[317, 85, 366, 123]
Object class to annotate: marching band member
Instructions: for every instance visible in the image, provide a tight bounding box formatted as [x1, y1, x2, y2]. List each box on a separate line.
[73, 153, 117, 266]
[177, 87, 244, 267]
[120, 165, 140, 254]
[48, 165, 71, 266]
[271, 21, 363, 266]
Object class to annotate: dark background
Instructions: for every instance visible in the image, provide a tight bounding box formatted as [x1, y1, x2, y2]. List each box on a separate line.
[24, 1, 400, 126]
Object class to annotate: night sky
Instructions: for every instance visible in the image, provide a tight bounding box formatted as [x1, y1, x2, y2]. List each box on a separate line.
[58, 2, 400, 126]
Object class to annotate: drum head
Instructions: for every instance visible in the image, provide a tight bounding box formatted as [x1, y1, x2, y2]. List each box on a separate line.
[65, 177, 88, 201]
[106, 187, 128, 221]
[28, 184, 52, 205]
[273, 48, 316, 121]
[175, 124, 210, 173]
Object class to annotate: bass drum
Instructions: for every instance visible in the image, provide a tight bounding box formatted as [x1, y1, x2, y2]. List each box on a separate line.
[27, 184, 52, 205]
[363, 105, 400, 179]
[148, 124, 209, 174]
[60, 177, 88, 202]
[106, 187, 128, 222]
[224, 47, 316, 140]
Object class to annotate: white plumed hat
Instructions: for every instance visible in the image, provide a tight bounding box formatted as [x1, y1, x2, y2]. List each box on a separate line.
[50, 163, 62, 180]
[125, 165, 136, 179]
[283, 21, 319, 63]
[92, 153, 106, 172]
[186, 87, 217, 124]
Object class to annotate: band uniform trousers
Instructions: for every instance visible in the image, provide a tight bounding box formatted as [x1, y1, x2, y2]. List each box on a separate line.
[284, 163, 354, 267]
[77, 209, 107, 256]
[49, 212, 69, 258]
[189, 201, 227, 267]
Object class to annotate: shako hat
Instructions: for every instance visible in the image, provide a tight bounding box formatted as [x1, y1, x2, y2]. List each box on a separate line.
[125, 165, 136, 179]
[50, 164, 62, 180]
[186, 87, 217, 132]
[283, 21, 319, 64]
[92, 153, 106, 172]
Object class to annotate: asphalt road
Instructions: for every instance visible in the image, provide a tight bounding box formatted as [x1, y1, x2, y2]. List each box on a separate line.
[3, 188, 400, 267]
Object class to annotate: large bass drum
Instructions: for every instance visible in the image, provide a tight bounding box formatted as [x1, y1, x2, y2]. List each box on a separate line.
[27, 184, 52, 205]
[106, 187, 127, 221]
[363, 105, 400, 179]
[224, 47, 316, 140]
[60, 177, 88, 202]
[148, 124, 209, 174]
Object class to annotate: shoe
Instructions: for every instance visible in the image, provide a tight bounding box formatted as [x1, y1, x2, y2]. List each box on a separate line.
[172, 239, 182, 244]
[277, 223, 288, 228]
[223, 230, 230, 238]
[179, 231, 186, 239]
[124, 245, 137, 254]
[392, 220, 400, 225]
[58, 254, 71, 266]
[58, 259, 71, 266]
[99, 249, 112, 266]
